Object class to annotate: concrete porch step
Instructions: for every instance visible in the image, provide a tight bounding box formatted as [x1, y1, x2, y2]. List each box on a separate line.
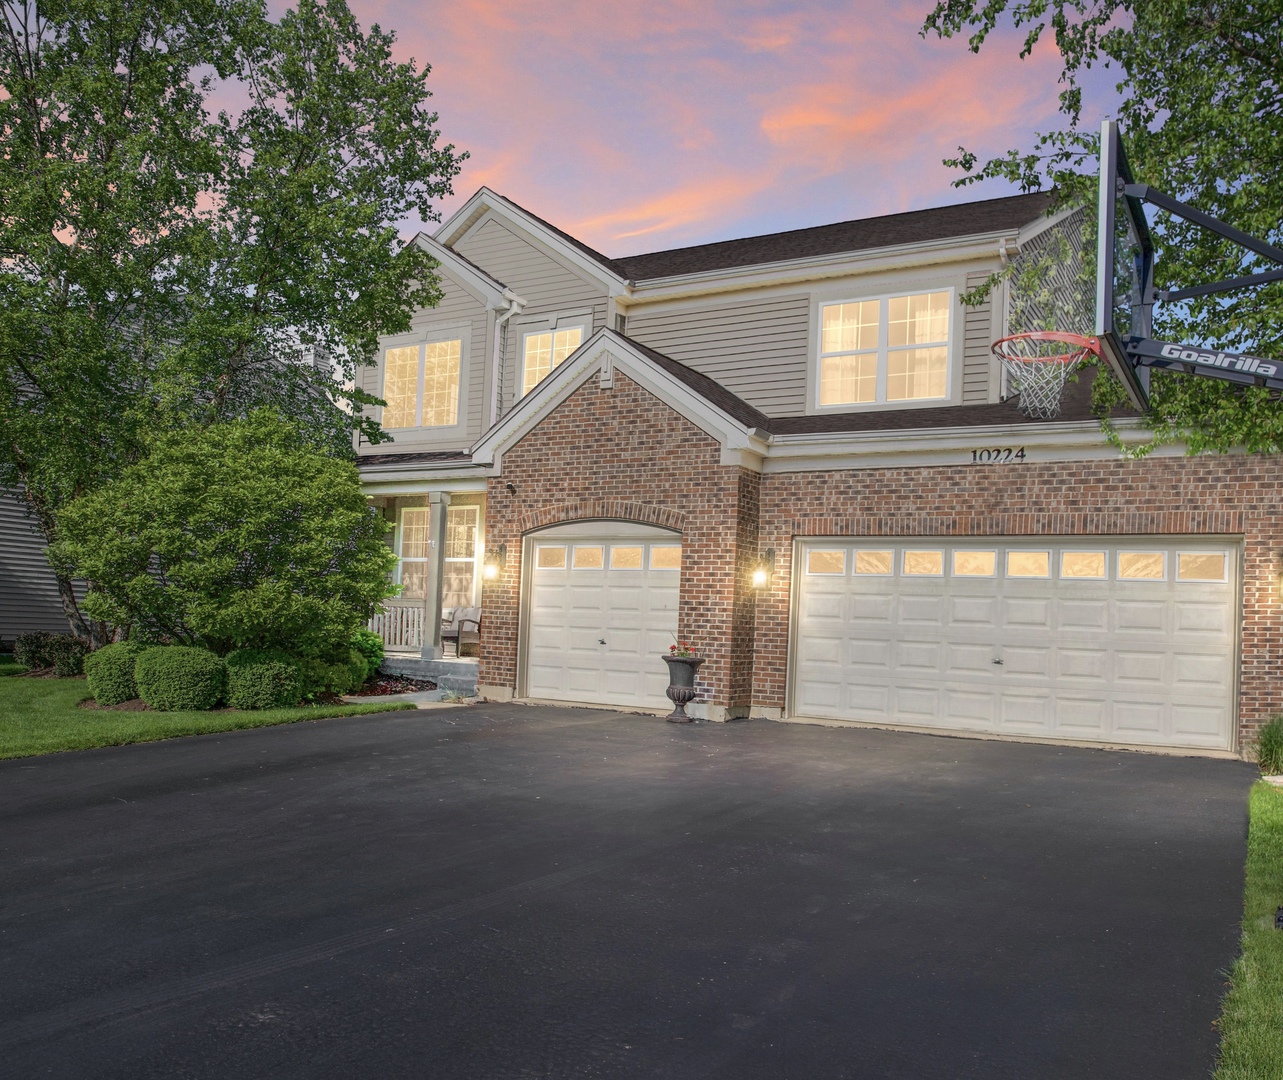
[381, 655, 478, 696]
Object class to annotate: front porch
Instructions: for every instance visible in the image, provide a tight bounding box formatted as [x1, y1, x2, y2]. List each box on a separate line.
[365, 488, 489, 677]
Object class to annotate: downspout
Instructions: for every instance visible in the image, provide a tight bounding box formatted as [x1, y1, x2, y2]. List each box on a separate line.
[489, 289, 526, 428]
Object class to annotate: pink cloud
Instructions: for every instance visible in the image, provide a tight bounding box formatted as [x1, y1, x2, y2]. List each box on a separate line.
[359, 0, 1120, 254]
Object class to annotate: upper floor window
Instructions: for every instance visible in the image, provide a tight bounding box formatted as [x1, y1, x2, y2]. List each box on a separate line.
[383, 337, 462, 429]
[521, 326, 584, 396]
[819, 290, 951, 406]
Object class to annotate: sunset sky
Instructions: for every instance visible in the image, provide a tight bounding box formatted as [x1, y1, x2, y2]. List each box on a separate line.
[356, 0, 1122, 256]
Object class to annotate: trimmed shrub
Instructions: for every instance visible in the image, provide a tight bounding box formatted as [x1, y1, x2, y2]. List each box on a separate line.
[84, 641, 145, 705]
[299, 649, 368, 698]
[48, 636, 90, 676]
[135, 646, 227, 711]
[350, 628, 384, 673]
[14, 631, 57, 669]
[1256, 716, 1283, 775]
[225, 649, 302, 710]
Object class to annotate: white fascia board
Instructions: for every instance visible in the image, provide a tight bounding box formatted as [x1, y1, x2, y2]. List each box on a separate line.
[469, 328, 768, 473]
[409, 233, 513, 309]
[619, 231, 1022, 307]
[762, 418, 1181, 473]
[434, 188, 630, 296]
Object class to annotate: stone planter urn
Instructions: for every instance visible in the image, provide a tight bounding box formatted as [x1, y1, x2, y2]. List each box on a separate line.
[661, 655, 704, 723]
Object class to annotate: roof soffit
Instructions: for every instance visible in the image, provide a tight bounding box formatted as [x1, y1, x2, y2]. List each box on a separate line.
[409, 233, 514, 309]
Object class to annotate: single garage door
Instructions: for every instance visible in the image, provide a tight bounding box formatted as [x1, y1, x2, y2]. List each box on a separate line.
[523, 524, 681, 710]
[793, 538, 1237, 750]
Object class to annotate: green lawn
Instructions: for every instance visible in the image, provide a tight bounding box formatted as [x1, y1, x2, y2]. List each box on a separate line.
[0, 672, 415, 760]
[1215, 781, 1283, 1078]
[0, 655, 26, 677]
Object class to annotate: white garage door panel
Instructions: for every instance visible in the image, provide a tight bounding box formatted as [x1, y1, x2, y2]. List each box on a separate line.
[524, 529, 679, 710]
[794, 539, 1237, 750]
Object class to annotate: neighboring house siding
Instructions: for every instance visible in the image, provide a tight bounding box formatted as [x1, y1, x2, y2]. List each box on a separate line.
[962, 271, 998, 405]
[625, 295, 811, 417]
[0, 490, 67, 640]
[359, 273, 492, 451]
[452, 216, 609, 413]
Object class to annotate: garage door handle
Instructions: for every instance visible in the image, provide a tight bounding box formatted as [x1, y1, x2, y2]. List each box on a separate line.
[598, 638, 606, 645]
[992, 658, 1004, 665]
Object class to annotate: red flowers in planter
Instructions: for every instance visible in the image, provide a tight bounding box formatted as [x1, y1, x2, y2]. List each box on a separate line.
[669, 641, 698, 658]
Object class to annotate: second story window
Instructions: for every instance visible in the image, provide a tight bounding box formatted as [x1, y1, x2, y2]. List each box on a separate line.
[521, 326, 583, 396]
[382, 337, 463, 429]
[819, 290, 951, 407]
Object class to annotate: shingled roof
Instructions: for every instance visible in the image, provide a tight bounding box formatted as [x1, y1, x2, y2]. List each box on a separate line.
[612, 191, 1055, 282]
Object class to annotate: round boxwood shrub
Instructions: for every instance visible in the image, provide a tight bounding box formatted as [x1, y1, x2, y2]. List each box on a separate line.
[350, 628, 384, 673]
[299, 649, 368, 698]
[84, 641, 145, 705]
[225, 649, 302, 710]
[47, 636, 90, 676]
[14, 631, 56, 669]
[135, 646, 227, 711]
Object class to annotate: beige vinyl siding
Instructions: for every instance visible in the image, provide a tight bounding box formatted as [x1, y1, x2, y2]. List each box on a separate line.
[0, 489, 69, 639]
[358, 272, 491, 451]
[453, 216, 608, 413]
[626, 294, 811, 416]
[962, 271, 998, 404]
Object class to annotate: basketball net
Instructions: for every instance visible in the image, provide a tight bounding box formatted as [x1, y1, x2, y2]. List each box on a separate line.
[991, 332, 1102, 419]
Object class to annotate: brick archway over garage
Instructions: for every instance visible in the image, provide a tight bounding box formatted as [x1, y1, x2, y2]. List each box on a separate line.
[478, 371, 760, 719]
[519, 500, 687, 536]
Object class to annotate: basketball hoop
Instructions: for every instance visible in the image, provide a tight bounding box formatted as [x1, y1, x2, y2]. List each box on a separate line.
[992, 331, 1102, 419]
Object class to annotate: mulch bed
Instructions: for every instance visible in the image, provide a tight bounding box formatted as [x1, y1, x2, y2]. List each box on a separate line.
[348, 674, 438, 696]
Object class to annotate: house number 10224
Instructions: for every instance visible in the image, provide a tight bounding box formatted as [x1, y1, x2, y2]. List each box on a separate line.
[971, 447, 1027, 464]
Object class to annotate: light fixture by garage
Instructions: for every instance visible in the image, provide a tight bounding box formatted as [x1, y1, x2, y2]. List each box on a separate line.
[751, 549, 775, 590]
[483, 544, 507, 581]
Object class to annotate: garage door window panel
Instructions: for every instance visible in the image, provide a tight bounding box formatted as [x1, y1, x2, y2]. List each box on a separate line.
[1119, 552, 1166, 580]
[610, 546, 644, 570]
[572, 546, 604, 570]
[903, 550, 943, 576]
[1061, 551, 1107, 579]
[1177, 552, 1227, 582]
[1007, 551, 1051, 578]
[536, 545, 567, 570]
[650, 546, 681, 570]
[853, 550, 894, 576]
[953, 551, 997, 577]
[807, 550, 846, 575]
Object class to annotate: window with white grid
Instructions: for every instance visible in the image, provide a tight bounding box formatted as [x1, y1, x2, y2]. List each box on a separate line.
[522, 326, 584, 396]
[380, 337, 463, 429]
[819, 290, 951, 406]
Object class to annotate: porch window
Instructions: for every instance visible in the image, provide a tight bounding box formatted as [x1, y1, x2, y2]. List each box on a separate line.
[381, 337, 462, 429]
[397, 507, 431, 598]
[521, 327, 583, 396]
[443, 505, 479, 609]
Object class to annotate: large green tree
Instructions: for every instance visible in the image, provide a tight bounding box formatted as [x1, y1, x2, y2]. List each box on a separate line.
[922, 0, 1283, 453]
[0, 0, 461, 642]
[48, 411, 397, 656]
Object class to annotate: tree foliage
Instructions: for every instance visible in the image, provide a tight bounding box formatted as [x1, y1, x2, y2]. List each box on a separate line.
[922, 0, 1283, 453]
[48, 411, 398, 657]
[0, 0, 461, 639]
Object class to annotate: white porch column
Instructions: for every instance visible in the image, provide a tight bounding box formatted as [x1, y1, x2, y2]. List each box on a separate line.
[420, 491, 451, 659]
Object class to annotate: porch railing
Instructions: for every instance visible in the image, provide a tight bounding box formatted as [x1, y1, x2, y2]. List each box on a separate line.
[370, 600, 424, 652]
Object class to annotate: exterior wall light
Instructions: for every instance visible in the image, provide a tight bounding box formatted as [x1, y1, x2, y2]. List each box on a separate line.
[483, 543, 507, 581]
[751, 549, 775, 590]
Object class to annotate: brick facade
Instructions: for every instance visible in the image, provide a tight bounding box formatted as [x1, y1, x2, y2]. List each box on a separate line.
[478, 372, 760, 717]
[478, 366, 1283, 750]
[755, 457, 1283, 746]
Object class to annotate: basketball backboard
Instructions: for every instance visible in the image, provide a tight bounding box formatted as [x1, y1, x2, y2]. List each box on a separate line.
[1095, 119, 1283, 406]
[1095, 121, 1154, 408]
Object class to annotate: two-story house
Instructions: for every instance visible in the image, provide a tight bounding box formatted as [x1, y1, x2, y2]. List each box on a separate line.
[358, 187, 1281, 757]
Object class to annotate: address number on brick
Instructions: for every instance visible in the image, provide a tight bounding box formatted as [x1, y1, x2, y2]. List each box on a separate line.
[970, 447, 1027, 464]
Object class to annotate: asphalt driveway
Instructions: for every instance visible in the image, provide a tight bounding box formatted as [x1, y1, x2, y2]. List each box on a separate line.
[0, 704, 1256, 1079]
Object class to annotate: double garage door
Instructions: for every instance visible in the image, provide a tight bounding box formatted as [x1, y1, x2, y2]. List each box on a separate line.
[794, 538, 1238, 751]
[523, 524, 680, 711]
